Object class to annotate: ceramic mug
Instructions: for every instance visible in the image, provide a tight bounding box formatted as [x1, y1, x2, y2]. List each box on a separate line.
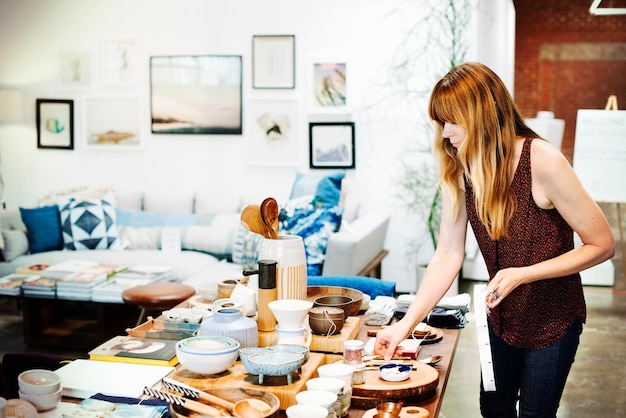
[275, 325, 312, 347]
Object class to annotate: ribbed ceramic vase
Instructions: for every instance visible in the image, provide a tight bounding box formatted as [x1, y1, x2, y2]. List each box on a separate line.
[198, 307, 258, 348]
[258, 234, 307, 300]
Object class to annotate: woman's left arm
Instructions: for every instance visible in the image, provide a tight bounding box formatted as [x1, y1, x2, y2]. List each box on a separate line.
[486, 140, 615, 306]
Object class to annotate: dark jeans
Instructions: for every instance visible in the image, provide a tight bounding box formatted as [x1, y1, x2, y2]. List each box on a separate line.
[480, 321, 582, 418]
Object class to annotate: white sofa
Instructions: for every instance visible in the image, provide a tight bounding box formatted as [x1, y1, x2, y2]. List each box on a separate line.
[0, 189, 390, 290]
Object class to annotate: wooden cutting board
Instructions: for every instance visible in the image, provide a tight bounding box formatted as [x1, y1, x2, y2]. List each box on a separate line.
[351, 362, 439, 409]
[258, 316, 362, 353]
[169, 352, 327, 409]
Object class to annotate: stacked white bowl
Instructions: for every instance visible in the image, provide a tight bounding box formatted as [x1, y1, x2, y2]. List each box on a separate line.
[17, 369, 62, 411]
[176, 335, 240, 375]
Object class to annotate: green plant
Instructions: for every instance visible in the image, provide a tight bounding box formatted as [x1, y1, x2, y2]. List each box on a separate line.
[391, 0, 473, 259]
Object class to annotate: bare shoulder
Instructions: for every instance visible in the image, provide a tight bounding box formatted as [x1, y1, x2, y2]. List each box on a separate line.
[529, 138, 571, 178]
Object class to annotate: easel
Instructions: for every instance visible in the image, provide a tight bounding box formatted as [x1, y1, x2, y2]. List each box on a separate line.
[604, 95, 626, 287]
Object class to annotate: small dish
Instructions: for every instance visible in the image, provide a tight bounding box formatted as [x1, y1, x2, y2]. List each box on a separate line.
[378, 363, 411, 382]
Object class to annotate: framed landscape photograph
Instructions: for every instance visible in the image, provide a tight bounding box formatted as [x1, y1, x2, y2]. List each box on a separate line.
[36, 99, 74, 150]
[84, 97, 141, 149]
[150, 55, 242, 135]
[252, 35, 295, 89]
[309, 122, 355, 169]
[248, 98, 300, 166]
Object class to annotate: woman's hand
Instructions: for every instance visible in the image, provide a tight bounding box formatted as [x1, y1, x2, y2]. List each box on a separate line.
[373, 321, 413, 360]
[485, 266, 525, 310]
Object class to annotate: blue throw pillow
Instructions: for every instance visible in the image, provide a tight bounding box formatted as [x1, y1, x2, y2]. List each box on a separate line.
[290, 171, 345, 208]
[280, 197, 343, 276]
[19, 205, 64, 254]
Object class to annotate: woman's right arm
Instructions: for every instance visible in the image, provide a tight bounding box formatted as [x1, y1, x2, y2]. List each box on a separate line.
[374, 189, 468, 360]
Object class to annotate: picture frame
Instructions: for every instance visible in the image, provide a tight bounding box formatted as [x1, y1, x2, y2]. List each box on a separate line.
[309, 58, 348, 112]
[58, 51, 92, 88]
[150, 55, 242, 134]
[101, 38, 138, 86]
[252, 35, 295, 89]
[248, 98, 300, 166]
[84, 97, 142, 149]
[36, 99, 74, 150]
[309, 122, 355, 169]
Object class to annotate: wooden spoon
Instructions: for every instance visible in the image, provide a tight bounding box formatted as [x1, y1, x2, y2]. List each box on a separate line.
[240, 204, 271, 238]
[260, 197, 279, 240]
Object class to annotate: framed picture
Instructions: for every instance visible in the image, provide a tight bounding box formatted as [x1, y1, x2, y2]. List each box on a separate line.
[252, 35, 295, 89]
[58, 51, 92, 88]
[150, 55, 242, 135]
[309, 122, 355, 169]
[36, 99, 74, 150]
[310, 59, 347, 111]
[84, 97, 141, 149]
[248, 98, 300, 166]
[101, 38, 138, 86]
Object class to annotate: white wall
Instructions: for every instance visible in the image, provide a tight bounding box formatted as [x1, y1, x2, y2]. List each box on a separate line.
[0, 0, 514, 292]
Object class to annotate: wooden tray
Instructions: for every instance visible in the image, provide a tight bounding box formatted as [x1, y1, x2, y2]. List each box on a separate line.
[169, 352, 328, 409]
[351, 362, 439, 409]
[126, 317, 199, 340]
[258, 316, 362, 353]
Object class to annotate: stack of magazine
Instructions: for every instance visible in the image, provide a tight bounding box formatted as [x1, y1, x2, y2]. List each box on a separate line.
[21, 276, 57, 298]
[0, 273, 39, 296]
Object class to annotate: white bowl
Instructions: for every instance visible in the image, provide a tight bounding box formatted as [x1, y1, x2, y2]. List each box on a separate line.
[179, 335, 239, 353]
[176, 336, 240, 375]
[306, 377, 346, 394]
[18, 387, 62, 411]
[17, 369, 61, 395]
[295, 389, 337, 407]
[286, 404, 329, 418]
[378, 363, 411, 382]
[268, 299, 313, 329]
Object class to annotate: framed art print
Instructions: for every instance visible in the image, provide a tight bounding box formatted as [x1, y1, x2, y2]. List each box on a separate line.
[84, 97, 141, 149]
[150, 55, 242, 134]
[310, 59, 347, 111]
[309, 122, 355, 169]
[36, 99, 74, 150]
[248, 98, 300, 166]
[101, 38, 138, 86]
[253, 35, 295, 89]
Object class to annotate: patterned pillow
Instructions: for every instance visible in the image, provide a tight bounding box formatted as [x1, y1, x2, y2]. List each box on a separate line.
[231, 225, 264, 269]
[59, 199, 121, 250]
[279, 197, 343, 276]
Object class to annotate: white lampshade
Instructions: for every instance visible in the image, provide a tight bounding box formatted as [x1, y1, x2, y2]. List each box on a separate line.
[0, 89, 25, 122]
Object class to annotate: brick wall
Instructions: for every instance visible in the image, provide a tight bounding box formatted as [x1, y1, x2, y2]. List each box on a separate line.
[514, 0, 626, 160]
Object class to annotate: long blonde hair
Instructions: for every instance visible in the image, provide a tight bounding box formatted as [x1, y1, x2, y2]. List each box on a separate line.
[428, 62, 538, 240]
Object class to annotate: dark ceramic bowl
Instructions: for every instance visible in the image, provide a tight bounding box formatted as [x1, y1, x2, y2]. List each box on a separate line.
[306, 286, 364, 318]
[313, 296, 355, 321]
[308, 306, 345, 335]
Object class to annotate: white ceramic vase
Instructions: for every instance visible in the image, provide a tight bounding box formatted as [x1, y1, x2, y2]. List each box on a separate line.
[258, 234, 307, 300]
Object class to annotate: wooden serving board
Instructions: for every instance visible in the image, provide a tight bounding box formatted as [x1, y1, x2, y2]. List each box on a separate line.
[258, 316, 362, 353]
[169, 352, 327, 409]
[351, 363, 439, 409]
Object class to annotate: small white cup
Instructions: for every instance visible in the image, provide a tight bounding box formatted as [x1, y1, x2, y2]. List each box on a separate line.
[286, 404, 329, 418]
[316, 363, 355, 417]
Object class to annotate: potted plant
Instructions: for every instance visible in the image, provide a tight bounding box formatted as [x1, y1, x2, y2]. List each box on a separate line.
[391, 0, 474, 273]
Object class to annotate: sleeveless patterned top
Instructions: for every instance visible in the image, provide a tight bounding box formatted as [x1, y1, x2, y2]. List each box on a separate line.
[465, 138, 586, 349]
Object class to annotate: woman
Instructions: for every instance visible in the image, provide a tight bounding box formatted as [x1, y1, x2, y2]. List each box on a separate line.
[374, 62, 614, 417]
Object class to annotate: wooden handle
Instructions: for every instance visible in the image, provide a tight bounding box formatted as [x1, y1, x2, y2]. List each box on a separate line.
[196, 391, 235, 411]
[257, 288, 278, 332]
[183, 397, 225, 416]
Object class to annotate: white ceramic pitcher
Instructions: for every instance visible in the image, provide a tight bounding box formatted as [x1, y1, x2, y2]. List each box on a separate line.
[275, 325, 312, 347]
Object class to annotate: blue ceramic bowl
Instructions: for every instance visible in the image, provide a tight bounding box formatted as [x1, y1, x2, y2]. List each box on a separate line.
[239, 347, 271, 375]
[248, 352, 305, 384]
[270, 344, 310, 365]
[378, 363, 412, 382]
